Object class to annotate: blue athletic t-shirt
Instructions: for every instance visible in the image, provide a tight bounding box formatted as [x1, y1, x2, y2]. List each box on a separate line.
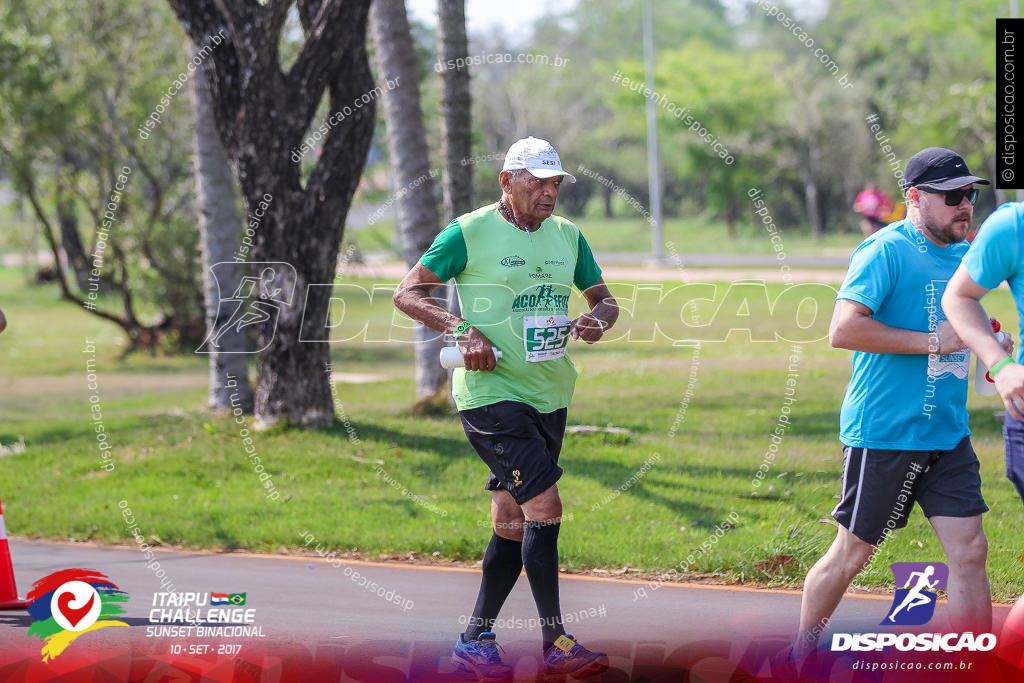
[963, 202, 1024, 363]
[837, 219, 970, 450]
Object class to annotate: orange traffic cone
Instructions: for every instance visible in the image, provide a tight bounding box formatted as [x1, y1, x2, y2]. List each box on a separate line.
[0, 498, 29, 609]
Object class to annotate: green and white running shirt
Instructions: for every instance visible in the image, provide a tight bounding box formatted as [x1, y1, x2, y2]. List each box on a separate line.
[420, 203, 602, 413]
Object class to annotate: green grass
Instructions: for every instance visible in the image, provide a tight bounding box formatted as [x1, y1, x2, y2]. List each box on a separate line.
[0, 266, 1022, 601]
[347, 197, 863, 259]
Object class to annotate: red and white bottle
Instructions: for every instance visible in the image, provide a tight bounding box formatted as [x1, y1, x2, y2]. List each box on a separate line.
[974, 318, 1006, 396]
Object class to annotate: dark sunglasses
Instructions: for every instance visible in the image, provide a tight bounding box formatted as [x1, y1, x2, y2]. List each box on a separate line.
[918, 186, 979, 206]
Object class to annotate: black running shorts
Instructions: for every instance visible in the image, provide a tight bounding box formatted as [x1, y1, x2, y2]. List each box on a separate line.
[832, 436, 987, 546]
[459, 400, 567, 505]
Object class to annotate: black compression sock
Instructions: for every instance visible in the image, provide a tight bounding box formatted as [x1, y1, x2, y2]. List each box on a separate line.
[521, 520, 565, 653]
[463, 533, 523, 642]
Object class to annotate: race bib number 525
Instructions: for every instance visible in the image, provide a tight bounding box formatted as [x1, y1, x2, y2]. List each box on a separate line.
[523, 315, 571, 362]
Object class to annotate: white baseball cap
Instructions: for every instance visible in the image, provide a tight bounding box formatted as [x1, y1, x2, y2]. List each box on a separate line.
[501, 136, 576, 183]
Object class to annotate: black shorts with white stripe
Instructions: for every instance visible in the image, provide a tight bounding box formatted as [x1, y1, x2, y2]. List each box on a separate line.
[831, 436, 988, 546]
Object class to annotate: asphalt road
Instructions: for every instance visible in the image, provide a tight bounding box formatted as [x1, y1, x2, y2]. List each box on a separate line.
[2, 539, 1009, 681]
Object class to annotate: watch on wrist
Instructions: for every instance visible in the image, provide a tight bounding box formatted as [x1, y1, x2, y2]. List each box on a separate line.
[452, 320, 472, 339]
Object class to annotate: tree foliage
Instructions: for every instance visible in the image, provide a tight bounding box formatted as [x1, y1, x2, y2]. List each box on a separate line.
[0, 0, 202, 349]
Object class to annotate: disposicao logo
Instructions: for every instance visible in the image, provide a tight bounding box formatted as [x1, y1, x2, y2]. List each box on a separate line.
[884, 562, 947, 626]
[830, 562, 996, 653]
[26, 569, 129, 661]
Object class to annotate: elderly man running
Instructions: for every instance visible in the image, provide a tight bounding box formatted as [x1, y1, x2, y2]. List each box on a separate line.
[394, 136, 617, 680]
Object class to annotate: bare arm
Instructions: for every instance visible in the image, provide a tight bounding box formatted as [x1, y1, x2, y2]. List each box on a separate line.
[828, 298, 966, 355]
[393, 263, 460, 334]
[943, 265, 1023, 418]
[941, 267, 1008, 368]
[570, 279, 618, 344]
[392, 263, 497, 372]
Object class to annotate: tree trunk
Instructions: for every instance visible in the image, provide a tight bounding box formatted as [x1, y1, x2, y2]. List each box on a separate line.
[189, 39, 253, 412]
[437, 0, 472, 405]
[801, 175, 823, 238]
[603, 183, 614, 218]
[725, 199, 738, 237]
[801, 144, 824, 238]
[437, 0, 474, 222]
[169, 0, 376, 429]
[370, 0, 446, 403]
[54, 158, 91, 292]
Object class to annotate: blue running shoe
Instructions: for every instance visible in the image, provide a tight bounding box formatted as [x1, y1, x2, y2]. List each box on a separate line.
[451, 631, 513, 680]
[541, 634, 608, 678]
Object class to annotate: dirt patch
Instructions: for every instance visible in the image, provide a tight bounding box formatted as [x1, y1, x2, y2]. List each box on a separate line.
[331, 372, 390, 384]
[756, 554, 801, 575]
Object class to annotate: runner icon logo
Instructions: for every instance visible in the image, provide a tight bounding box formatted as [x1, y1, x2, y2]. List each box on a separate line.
[197, 262, 297, 354]
[883, 562, 948, 626]
[830, 562, 994, 653]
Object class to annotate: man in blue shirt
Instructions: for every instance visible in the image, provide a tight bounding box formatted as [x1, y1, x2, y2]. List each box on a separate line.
[942, 201, 1024, 662]
[794, 148, 1005, 656]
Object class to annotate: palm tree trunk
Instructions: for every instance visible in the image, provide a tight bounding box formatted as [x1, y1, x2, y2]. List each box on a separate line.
[369, 0, 446, 403]
[801, 144, 825, 238]
[437, 0, 474, 222]
[189, 39, 254, 412]
[437, 0, 472, 404]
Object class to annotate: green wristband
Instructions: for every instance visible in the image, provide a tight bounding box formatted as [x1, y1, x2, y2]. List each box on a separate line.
[990, 357, 1015, 377]
[452, 321, 472, 339]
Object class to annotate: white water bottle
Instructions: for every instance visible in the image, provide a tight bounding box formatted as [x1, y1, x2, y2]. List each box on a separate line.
[974, 318, 1006, 396]
[440, 346, 503, 369]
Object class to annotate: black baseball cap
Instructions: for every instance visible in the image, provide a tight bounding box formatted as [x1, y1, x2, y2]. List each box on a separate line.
[902, 147, 990, 191]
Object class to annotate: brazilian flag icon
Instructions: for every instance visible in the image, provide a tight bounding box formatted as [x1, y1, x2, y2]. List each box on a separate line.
[228, 593, 247, 606]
